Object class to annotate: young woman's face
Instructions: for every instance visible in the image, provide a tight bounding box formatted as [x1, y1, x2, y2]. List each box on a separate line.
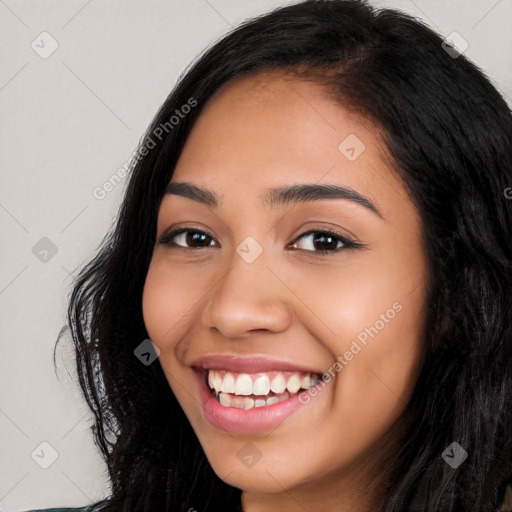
[143, 72, 427, 507]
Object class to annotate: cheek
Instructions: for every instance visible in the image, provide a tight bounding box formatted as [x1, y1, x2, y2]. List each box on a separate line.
[280, 250, 423, 349]
[142, 258, 194, 345]
[327, 267, 424, 445]
[280, 251, 424, 438]
[142, 260, 200, 406]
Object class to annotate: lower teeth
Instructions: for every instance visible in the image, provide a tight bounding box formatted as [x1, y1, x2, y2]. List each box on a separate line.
[213, 390, 291, 409]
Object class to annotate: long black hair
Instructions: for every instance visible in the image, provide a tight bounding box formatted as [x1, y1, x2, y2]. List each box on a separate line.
[57, 1, 512, 510]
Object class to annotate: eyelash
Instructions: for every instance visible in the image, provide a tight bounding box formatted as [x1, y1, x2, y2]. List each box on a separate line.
[157, 227, 362, 254]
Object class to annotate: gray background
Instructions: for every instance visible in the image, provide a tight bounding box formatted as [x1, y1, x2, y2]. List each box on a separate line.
[1, 0, 511, 510]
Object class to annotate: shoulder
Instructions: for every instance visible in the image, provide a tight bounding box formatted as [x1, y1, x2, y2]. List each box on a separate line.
[24, 509, 88, 512]
[24, 500, 109, 512]
[24, 508, 99, 512]
[23, 509, 89, 512]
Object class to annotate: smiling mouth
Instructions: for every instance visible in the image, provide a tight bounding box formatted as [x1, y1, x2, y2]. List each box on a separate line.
[199, 368, 320, 410]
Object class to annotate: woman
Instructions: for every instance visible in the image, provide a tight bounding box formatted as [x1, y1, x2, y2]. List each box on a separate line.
[27, 0, 512, 510]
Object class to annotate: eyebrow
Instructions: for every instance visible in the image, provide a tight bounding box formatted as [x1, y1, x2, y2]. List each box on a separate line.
[164, 182, 383, 218]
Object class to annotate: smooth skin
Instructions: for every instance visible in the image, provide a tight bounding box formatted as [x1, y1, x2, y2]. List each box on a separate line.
[142, 71, 427, 512]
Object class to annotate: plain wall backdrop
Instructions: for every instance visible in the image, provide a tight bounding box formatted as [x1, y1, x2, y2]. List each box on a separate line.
[1, 0, 511, 510]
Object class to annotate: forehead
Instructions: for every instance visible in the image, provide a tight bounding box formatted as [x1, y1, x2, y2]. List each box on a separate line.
[170, 72, 403, 216]
[187, 71, 379, 145]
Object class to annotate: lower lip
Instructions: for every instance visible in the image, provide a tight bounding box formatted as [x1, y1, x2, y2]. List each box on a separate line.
[194, 369, 310, 434]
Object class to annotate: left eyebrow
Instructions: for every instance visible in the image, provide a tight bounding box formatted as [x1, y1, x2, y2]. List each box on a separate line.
[164, 182, 383, 219]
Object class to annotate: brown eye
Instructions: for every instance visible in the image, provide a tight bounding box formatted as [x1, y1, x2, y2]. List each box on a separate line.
[159, 229, 217, 249]
[290, 230, 360, 254]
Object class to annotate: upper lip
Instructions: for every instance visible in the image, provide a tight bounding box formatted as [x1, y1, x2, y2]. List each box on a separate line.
[191, 354, 322, 374]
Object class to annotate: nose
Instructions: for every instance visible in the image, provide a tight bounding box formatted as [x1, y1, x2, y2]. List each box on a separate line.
[200, 253, 295, 339]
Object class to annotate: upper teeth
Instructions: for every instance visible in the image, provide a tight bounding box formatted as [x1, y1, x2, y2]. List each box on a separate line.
[207, 369, 318, 396]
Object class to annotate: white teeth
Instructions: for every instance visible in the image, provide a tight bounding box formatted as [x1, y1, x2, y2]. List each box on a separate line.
[213, 372, 222, 394]
[221, 372, 235, 393]
[206, 369, 319, 398]
[235, 373, 253, 396]
[253, 375, 271, 395]
[219, 393, 231, 407]
[216, 392, 290, 410]
[286, 374, 302, 394]
[243, 397, 254, 410]
[270, 373, 287, 394]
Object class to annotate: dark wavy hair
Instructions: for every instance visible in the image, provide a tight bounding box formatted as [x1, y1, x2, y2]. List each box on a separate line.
[55, 0, 512, 510]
